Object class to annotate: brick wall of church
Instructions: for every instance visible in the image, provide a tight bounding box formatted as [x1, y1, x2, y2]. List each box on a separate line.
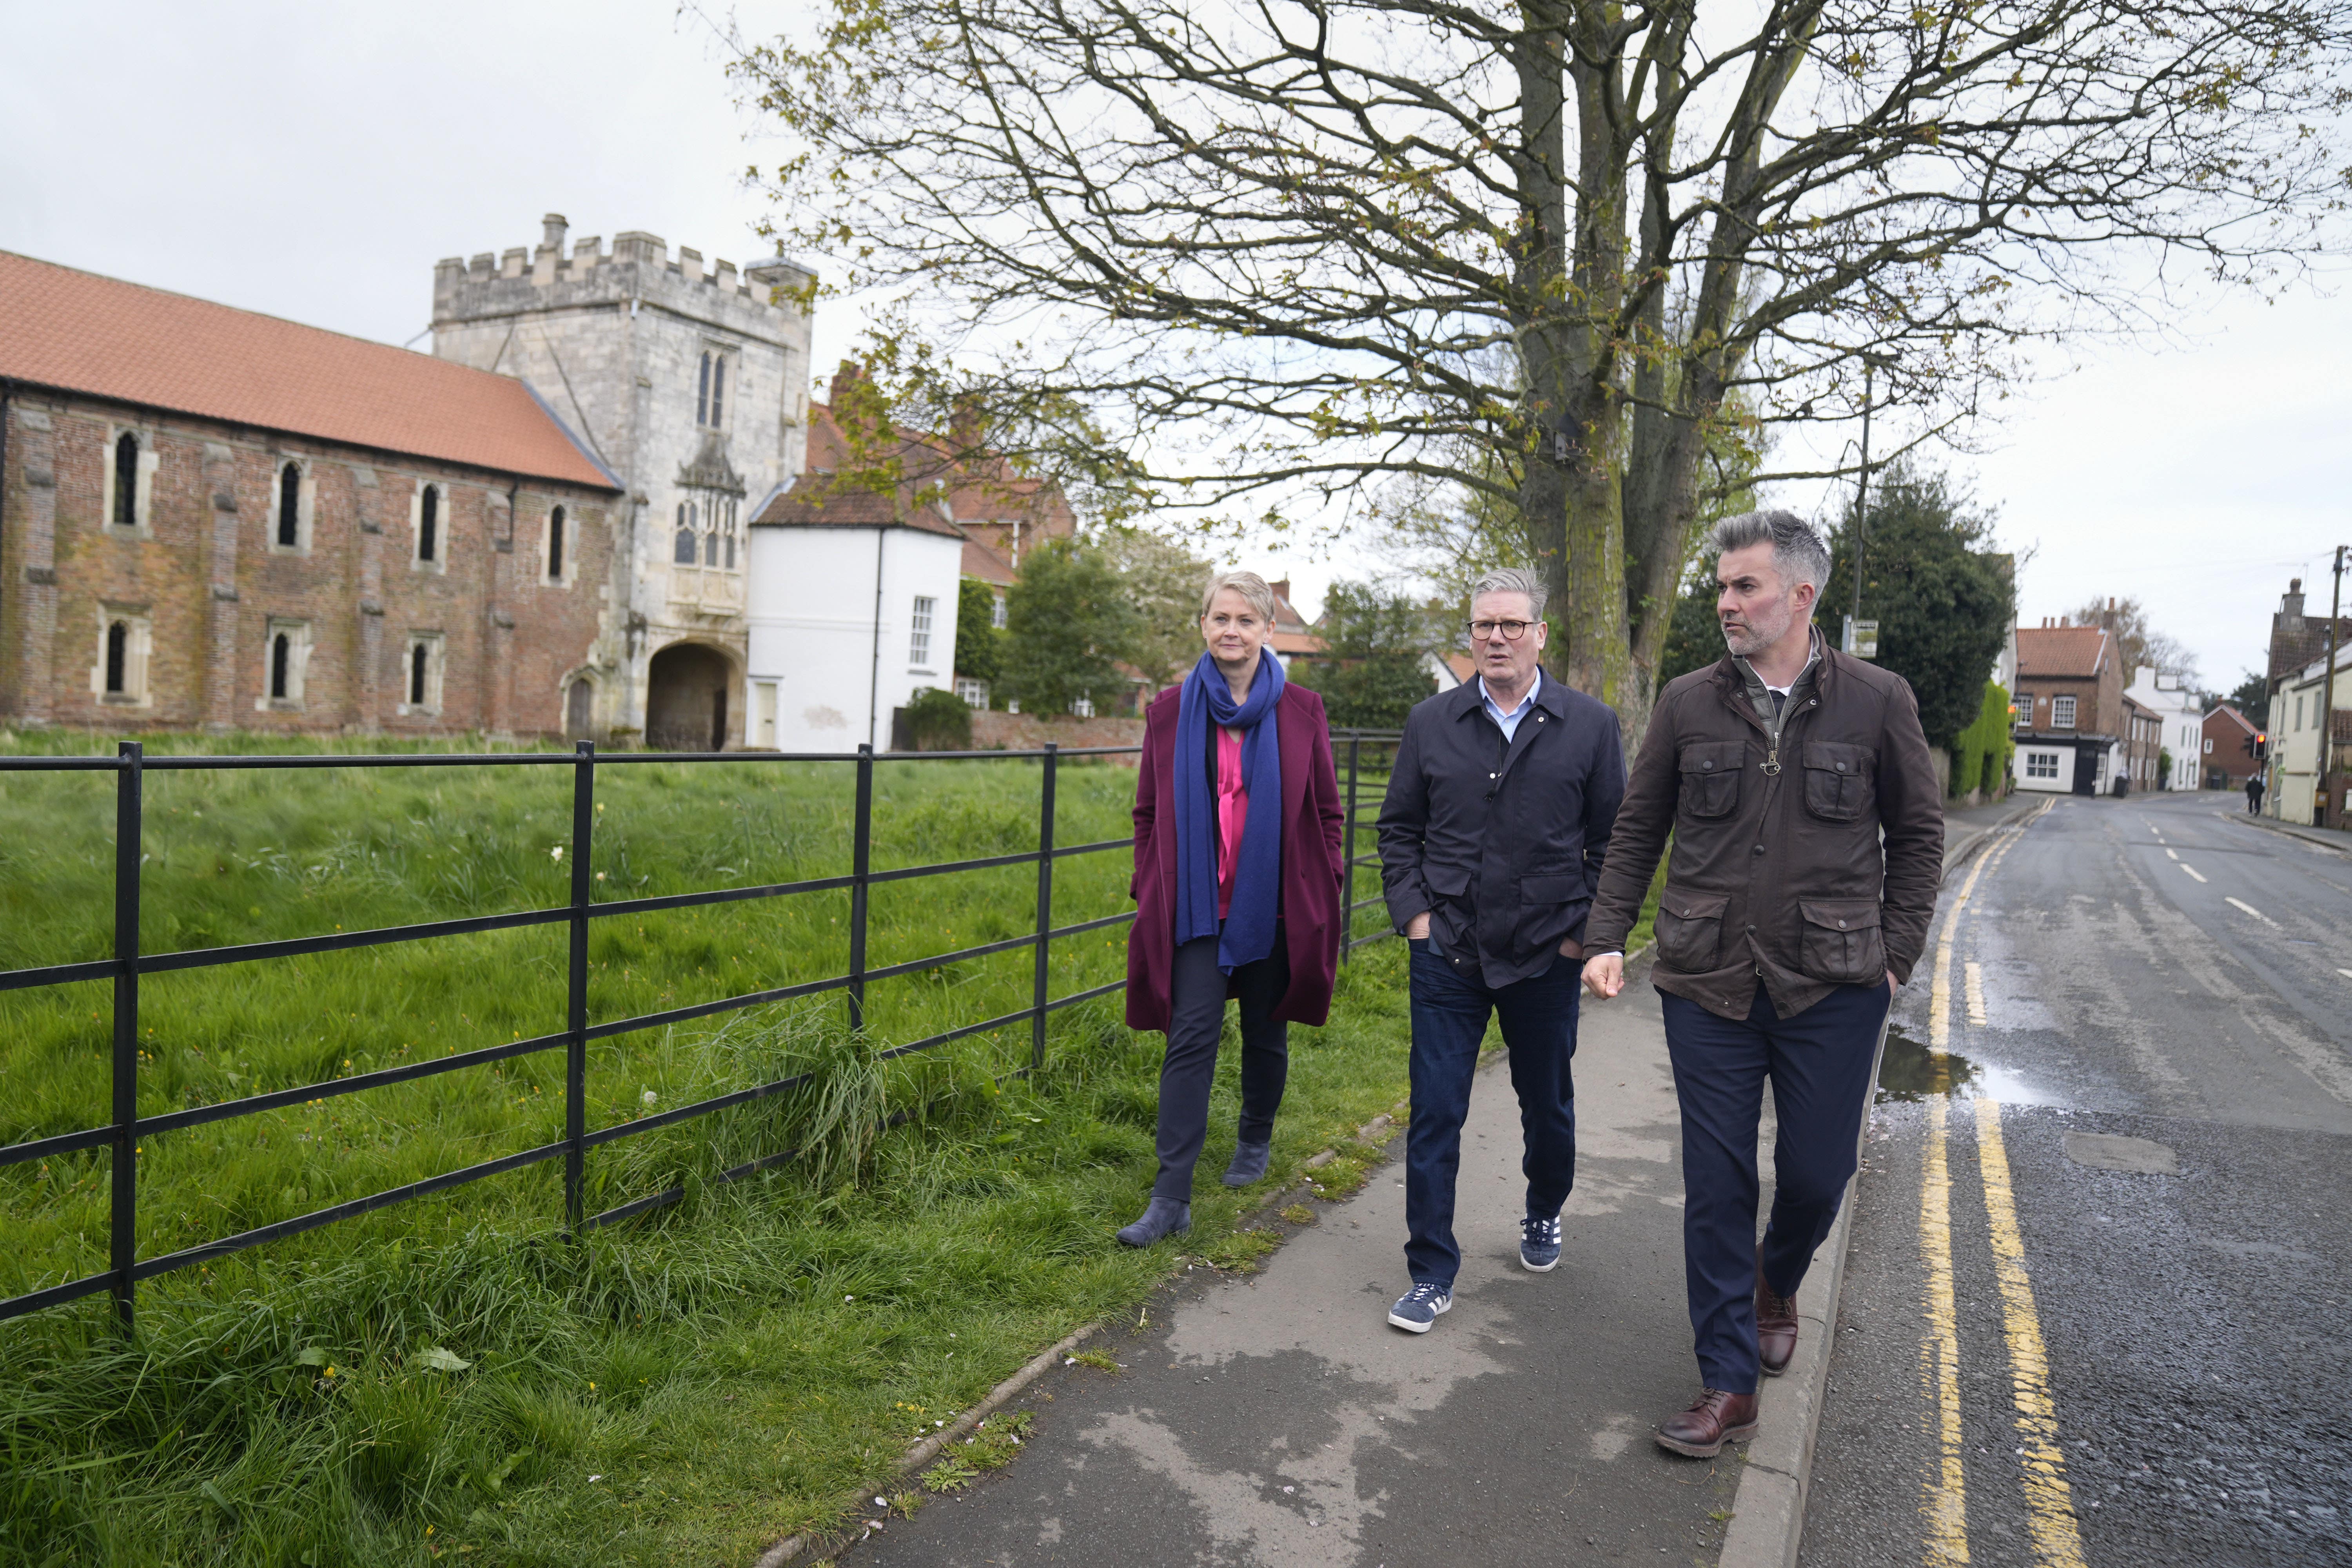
[0, 394, 622, 738]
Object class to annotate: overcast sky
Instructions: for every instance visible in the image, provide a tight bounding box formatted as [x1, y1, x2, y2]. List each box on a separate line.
[5, 0, 2343, 688]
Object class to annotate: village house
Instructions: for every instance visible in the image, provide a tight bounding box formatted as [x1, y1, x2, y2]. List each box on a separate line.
[2200, 703, 2264, 792]
[2011, 619, 2135, 795]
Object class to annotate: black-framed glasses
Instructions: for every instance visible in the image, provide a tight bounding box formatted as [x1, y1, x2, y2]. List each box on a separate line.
[1466, 619, 1535, 642]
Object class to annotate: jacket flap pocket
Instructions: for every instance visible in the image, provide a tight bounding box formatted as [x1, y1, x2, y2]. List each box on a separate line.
[1679, 740, 1745, 776]
[1519, 874, 1580, 904]
[1802, 741, 1876, 775]
[1425, 863, 1473, 897]
[1798, 897, 1881, 931]
[1661, 889, 1730, 922]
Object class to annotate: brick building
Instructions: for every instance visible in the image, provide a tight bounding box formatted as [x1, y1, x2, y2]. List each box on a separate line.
[2201, 704, 2263, 791]
[1, 249, 620, 738]
[2011, 619, 2131, 794]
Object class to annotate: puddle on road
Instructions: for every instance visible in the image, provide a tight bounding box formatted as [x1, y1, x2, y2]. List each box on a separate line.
[1876, 1024, 2061, 1105]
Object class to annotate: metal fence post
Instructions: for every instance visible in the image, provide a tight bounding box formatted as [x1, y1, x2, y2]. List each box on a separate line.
[1031, 743, 1058, 1071]
[1341, 733, 1361, 960]
[564, 740, 594, 1234]
[848, 743, 873, 1035]
[109, 741, 142, 1333]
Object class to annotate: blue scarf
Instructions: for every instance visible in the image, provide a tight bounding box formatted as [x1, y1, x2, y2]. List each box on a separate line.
[1173, 648, 1285, 973]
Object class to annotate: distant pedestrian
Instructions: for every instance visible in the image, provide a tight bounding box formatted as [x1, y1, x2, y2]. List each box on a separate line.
[1583, 511, 1942, 1458]
[1118, 571, 1343, 1247]
[2246, 774, 2265, 814]
[1374, 567, 1624, 1333]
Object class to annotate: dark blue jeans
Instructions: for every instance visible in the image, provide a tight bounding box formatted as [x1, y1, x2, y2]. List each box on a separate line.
[1660, 981, 1890, 1394]
[1403, 940, 1581, 1288]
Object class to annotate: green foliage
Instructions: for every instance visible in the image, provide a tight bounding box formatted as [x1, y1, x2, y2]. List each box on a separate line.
[1100, 527, 1216, 691]
[1949, 682, 2017, 800]
[954, 577, 1002, 688]
[1655, 560, 1729, 689]
[1290, 581, 1437, 730]
[0, 730, 1423, 1566]
[1820, 464, 2016, 750]
[998, 540, 1138, 716]
[2158, 747, 2174, 789]
[899, 686, 975, 752]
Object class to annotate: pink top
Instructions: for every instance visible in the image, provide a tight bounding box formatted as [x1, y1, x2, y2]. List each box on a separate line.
[1216, 726, 1249, 919]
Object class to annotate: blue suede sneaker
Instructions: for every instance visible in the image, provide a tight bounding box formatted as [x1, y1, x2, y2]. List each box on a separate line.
[1520, 1212, 1563, 1272]
[1387, 1282, 1452, 1334]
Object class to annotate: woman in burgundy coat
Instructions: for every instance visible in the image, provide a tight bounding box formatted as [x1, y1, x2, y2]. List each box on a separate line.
[1116, 570, 1344, 1247]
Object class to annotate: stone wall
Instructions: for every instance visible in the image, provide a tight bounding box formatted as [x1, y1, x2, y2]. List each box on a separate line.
[969, 710, 1145, 760]
[0, 394, 619, 738]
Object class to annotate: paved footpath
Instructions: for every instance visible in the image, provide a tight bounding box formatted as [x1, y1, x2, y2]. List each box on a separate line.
[846, 973, 1768, 1568]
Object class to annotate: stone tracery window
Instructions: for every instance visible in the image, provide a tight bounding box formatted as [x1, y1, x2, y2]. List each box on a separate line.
[674, 502, 698, 564]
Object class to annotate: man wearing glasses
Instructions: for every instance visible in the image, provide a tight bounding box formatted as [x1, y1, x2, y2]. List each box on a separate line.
[1374, 567, 1624, 1332]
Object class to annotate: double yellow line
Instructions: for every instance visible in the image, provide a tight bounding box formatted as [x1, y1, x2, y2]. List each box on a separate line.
[1916, 813, 2083, 1568]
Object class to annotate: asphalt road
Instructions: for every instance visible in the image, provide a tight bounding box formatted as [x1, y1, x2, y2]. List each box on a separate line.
[1803, 792, 2352, 1567]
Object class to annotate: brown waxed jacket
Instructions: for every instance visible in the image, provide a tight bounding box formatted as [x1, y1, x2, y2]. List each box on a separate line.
[1584, 642, 1944, 1021]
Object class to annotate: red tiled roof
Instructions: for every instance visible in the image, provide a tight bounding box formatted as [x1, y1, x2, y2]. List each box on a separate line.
[961, 535, 1017, 585]
[0, 250, 615, 490]
[2206, 704, 2258, 738]
[752, 406, 965, 539]
[2016, 624, 2109, 679]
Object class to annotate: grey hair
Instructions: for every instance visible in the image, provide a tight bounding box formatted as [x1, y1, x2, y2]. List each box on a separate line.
[1469, 566, 1549, 620]
[1200, 569, 1279, 623]
[1711, 509, 1831, 594]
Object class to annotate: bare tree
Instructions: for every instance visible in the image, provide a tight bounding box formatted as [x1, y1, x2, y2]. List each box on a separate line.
[2068, 594, 2201, 686]
[737, 0, 2348, 740]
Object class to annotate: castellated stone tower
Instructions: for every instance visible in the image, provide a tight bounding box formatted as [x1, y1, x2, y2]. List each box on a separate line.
[430, 214, 816, 747]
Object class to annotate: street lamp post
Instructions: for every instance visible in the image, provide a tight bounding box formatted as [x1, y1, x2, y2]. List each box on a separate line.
[1844, 353, 1894, 658]
[2321, 543, 2346, 828]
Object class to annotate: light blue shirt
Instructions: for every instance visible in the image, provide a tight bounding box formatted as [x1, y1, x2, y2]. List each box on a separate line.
[1478, 671, 1542, 744]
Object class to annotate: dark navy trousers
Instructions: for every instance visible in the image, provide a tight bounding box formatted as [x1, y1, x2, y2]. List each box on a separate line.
[1152, 931, 1290, 1201]
[1660, 980, 1890, 1394]
[1403, 940, 1580, 1287]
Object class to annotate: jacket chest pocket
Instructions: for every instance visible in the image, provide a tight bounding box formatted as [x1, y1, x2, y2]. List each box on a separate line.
[1797, 897, 1884, 984]
[1802, 742, 1877, 822]
[1654, 889, 1730, 972]
[1677, 740, 1745, 820]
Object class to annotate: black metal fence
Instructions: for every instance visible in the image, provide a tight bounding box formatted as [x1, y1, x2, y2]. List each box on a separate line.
[0, 728, 1408, 1333]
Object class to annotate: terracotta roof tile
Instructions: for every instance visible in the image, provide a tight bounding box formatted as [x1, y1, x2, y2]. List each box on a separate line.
[0, 250, 615, 490]
[2016, 624, 2109, 678]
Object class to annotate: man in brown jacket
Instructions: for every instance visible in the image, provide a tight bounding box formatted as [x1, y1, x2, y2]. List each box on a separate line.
[1582, 510, 1942, 1457]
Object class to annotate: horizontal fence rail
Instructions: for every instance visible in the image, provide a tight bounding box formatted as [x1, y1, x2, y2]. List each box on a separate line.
[0, 728, 1408, 1331]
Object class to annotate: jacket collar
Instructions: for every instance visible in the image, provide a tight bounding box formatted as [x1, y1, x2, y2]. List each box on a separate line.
[1451, 668, 1566, 721]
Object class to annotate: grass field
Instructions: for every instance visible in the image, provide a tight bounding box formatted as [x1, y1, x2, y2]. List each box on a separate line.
[0, 729, 1430, 1566]
[0, 727, 1654, 1567]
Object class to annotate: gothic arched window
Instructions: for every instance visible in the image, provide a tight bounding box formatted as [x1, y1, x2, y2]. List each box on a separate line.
[697, 352, 712, 426]
[409, 642, 429, 705]
[710, 355, 725, 427]
[277, 463, 301, 548]
[113, 433, 139, 527]
[673, 502, 697, 565]
[105, 621, 128, 695]
[419, 485, 441, 562]
[548, 505, 566, 580]
[270, 632, 291, 700]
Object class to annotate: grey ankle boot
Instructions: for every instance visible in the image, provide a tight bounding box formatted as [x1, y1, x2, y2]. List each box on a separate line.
[1221, 1139, 1272, 1187]
[1115, 1196, 1191, 1248]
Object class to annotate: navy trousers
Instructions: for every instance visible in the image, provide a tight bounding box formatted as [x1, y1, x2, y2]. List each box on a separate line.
[1403, 940, 1580, 1287]
[1152, 931, 1290, 1201]
[1660, 980, 1890, 1394]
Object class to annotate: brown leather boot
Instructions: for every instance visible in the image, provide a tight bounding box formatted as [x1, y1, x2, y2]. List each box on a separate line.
[1654, 1388, 1760, 1458]
[1756, 1253, 1799, 1378]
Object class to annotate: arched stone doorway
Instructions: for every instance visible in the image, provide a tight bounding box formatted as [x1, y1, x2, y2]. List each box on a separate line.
[645, 643, 733, 751]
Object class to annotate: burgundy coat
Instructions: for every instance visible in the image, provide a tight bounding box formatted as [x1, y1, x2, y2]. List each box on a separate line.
[1125, 681, 1345, 1033]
